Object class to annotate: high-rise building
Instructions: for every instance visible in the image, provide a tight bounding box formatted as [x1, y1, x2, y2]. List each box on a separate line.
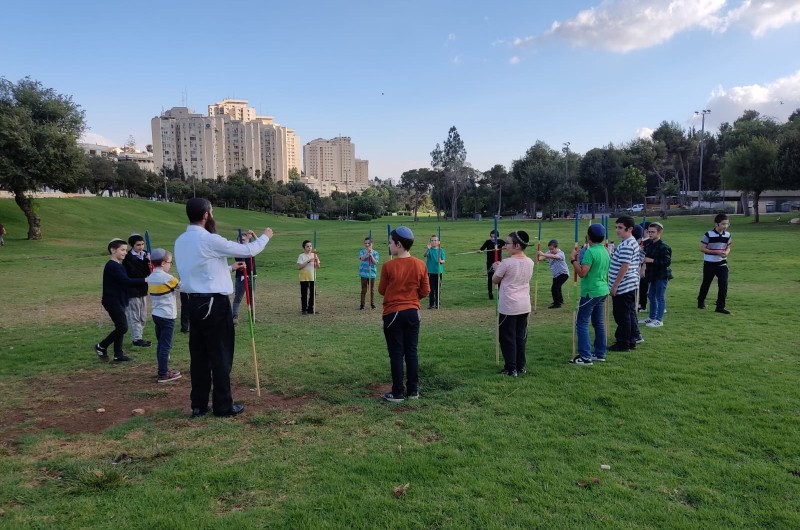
[302, 136, 370, 196]
[151, 99, 301, 182]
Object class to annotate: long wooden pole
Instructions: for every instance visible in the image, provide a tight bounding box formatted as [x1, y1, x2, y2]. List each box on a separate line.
[494, 215, 500, 365]
[533, 220, 541, 312]
[572, 211, 580, 359]
[241, 261, 260, 397]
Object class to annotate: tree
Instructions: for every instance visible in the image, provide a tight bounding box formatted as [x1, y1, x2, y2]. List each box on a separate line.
[0, 77, 86, 239]
[652, 121, 697, 206]
[124, 135, 137, 153]
[288, 167, 300, 181]
[511, 141, 565, 219]
[578, 145, 623, 213]
[431, 126, 468, 220]
[778, 109, 800, 189]
[615, 166, 647, 207]
[84, 154, 117, 195]
[722, 136, 779, 223]
[400, 168, 433, 220]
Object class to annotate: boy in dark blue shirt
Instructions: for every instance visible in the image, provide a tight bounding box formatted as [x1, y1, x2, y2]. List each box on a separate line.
[95, 238, 147, 362]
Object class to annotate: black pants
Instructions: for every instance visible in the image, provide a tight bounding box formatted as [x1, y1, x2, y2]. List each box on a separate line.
[100, 302, 128, 356]
[551, 274, 569, 305]
[487, 269, 495, 296]
[383, 309, 421, 397]
[638, 277, 649, 309]
[187, 294, 236, 415]
[612, 290, 637, 348]
[179, 292, 190, 332]
[499, 313, 529, 372]
[428, 273, 441, 307]
[300, 281, 315, 313]
[698, 262, 729, 309]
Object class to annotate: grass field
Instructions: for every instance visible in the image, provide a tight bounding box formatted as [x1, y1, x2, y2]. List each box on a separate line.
[1, 197, 799, 529]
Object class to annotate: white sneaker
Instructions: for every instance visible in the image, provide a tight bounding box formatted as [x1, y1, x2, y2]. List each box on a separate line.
[646, 320, 663, 328]
[639, 318, 653, 325]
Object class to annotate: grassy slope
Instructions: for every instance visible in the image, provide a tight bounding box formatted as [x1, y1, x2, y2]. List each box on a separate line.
[1, 197, 799, 529]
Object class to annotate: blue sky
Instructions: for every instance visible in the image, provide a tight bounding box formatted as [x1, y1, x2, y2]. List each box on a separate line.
[3, 0, 799, 181]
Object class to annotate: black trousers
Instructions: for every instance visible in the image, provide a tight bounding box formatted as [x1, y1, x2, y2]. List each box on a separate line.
[179, 292, 190, 332]
[383, 309, 421, 397]
[551, 273, 569, 305]
[187, 294, 236, 415]
[300, 281, 315, 312]
[698, 261, 729, 309]
[499, 313, 529, 372]
[612, 290, 637, 348]
[428, 273, 441, 307]
[100, 302, 128, 356]
[638, 277, 650, 309]
[486, 269, 495, 296]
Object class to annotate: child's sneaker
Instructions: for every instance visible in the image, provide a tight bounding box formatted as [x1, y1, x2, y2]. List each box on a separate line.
[157, 370, 182, 383]
[646, 320, 663, 328]
[407, 392, 420, 400]
[383, 392, 404, 402]
[591, 356, 606, 362]
[638, 318, 653, 325]
[569, 356, 593, 366]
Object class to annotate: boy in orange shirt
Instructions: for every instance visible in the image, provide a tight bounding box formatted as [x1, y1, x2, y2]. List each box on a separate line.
[378, 226, 431, 402]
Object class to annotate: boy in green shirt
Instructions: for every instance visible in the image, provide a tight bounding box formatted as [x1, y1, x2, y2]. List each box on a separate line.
[570, 223, 611, 365]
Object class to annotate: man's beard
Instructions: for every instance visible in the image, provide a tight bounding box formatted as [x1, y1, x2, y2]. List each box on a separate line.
[204, 216, 217, 234]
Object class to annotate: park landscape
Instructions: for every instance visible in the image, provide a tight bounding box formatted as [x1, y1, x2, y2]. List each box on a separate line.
[0, 197, 798, 528]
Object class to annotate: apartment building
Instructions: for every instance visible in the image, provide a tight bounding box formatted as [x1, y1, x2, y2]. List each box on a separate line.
[150, 99, 301, 182]
[302, 136, 370, 196]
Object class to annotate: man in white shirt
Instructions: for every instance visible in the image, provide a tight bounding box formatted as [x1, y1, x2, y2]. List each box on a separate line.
[174, 198, 273, 418]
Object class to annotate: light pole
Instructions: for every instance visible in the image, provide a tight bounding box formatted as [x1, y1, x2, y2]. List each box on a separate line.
[562, 142, 570, 181]
[695, 109, 710, 211]
[162, 166, 168, 202]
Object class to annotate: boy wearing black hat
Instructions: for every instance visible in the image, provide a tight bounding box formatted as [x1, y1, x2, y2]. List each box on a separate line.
[378, 226, 430, 402]
[478, 230, 506, 300]
[147, 248, 182, 383]
[123, 233, 152, 347]
[538, 239, 569, 308]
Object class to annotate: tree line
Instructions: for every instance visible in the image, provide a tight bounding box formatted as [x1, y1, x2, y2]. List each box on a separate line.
[3, 77, 800, 239]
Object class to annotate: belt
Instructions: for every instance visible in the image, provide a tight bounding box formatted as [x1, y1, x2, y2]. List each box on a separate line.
[188, 293, 226, 298]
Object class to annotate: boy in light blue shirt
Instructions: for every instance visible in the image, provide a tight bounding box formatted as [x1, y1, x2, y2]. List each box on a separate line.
[358, 237, 380, 309]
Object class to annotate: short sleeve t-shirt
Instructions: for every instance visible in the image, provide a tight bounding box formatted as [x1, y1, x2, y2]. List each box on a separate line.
[494, 255, 534, 315]
[297, 252, 316, 281]
[581, 244, 610, 298]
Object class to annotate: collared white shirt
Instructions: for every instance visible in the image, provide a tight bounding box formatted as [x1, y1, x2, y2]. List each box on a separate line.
[174, 225, 269, 295]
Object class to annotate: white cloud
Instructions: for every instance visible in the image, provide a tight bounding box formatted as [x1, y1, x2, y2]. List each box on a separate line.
[445, 33, 457, 46]
[80, 132, 119, 147]
[511, 0, 800, 54]
[509, 56, 521, 65]
[636, 127, 655, 139]
[453, 54, 463, 64]
[707, 0, 800, 36]
[702, 69, 800, 126]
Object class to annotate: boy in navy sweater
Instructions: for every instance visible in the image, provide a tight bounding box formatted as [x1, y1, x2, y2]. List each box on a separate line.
[95, 239, 147, 362]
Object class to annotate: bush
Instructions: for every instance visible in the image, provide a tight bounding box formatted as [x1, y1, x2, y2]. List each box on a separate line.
[355, 213, 372, 222]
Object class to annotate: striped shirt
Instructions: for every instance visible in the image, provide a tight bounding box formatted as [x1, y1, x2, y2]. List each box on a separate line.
[609, 236, 639, 294]
[701, 229, 731, 264]
[547, 249, 569, 277]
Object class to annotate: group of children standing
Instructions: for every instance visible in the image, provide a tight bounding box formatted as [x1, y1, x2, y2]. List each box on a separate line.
[96, 234, 182, 383]
[95, 213, 731, 403]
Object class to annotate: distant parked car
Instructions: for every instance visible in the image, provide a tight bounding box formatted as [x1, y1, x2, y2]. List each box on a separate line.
[629, 204, 645, 212]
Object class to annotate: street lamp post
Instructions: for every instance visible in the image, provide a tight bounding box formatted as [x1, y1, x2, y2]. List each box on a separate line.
[695, 109, 711, 211]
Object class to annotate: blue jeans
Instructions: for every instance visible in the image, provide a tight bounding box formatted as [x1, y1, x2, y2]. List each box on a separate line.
[648, 279, 668, 322]
[576, 295, 606, 360]
[152, 315, 175, 376]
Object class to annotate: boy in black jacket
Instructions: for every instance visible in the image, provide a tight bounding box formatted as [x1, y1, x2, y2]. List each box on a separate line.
[123, 233, 152, 347]
[96, 239, 147, 361]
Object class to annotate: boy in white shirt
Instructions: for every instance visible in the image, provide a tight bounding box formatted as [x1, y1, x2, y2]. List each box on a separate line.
[147, 248, 182, 383]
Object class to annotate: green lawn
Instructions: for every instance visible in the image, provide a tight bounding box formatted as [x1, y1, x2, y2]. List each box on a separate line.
[1, 197, 799, 529]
